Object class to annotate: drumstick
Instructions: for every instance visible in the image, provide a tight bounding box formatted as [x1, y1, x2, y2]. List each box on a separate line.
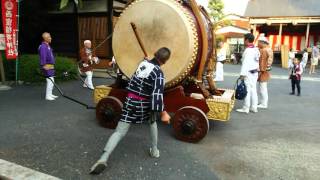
[130, 22, 148, 58]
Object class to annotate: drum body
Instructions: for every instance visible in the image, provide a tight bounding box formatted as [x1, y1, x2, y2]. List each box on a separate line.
[113, 0, 213, 88]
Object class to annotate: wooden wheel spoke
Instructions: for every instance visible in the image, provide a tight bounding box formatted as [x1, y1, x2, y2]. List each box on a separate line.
[173, 106, 209, 143]
[96, 96, 123, 129]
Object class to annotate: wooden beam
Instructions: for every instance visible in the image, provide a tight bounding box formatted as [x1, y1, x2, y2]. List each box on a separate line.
[252, 24, 257, 36]
[250, 17, 320, 25]
[74, 2, 80, 60]
[114, 0, 127, 4]
[107, 0, 114, 58]
[306, 23, 310, 48]
[277, 23, 283, 45]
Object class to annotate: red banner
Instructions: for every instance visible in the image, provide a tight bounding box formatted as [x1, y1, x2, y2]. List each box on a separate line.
[1, 0, 18, 59]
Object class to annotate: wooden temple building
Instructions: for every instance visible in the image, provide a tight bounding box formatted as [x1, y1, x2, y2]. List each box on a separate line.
[245, 0, 320, 53]
[19, 0, 130, 67]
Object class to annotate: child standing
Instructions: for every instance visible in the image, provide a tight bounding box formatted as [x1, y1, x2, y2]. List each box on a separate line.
[301, 48, 308, 70]
[289, 58, 303, 96]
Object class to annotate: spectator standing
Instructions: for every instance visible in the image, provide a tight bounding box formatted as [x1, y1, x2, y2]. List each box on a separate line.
[310, 44, 319, 74]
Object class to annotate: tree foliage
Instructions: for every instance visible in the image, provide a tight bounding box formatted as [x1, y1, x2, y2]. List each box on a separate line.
[59, 0, 82, 9]
[208, 0, 224, 22]
[19, 54, 78, 83]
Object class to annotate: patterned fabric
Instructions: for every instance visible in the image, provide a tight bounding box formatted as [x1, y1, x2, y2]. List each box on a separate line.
[258, 48, 270, 82]
[39, 42, 55, 77]
[79, 48, 95, 72]
[120, 59, 165, 124]
[289, 63, 303, 80]
[266, 48, 274, 66]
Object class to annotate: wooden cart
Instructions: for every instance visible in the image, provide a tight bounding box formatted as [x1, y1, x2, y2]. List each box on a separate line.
[94, 83, 235, 143]
[93, 0, 236, 143]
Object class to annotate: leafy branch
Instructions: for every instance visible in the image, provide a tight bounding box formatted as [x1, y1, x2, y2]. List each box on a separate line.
[59, 0, 82, 9]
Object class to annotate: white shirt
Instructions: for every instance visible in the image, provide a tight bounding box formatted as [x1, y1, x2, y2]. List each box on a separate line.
[217, 48, 226, 62]
[302, 52, 308, 64]
[240, 46, 260, 76]
[112, 56, 116, 64]
[289, 51, 295, 60]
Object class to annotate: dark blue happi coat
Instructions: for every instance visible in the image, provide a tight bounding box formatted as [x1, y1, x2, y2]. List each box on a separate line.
[120, 58, 165, 124]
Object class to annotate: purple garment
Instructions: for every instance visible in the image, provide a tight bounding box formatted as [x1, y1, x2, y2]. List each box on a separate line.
[39, 42, 55, 77]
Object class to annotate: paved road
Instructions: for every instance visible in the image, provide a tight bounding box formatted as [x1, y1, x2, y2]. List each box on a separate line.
[0, 64, 319, 180]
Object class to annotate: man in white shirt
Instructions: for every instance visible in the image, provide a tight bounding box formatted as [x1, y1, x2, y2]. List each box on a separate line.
[214, 41, 226, 81]
[310, 44, 319, 74]
[288, 48, 295, 68]
[301, 48, 308, 70]
[236, 33, 260, 114]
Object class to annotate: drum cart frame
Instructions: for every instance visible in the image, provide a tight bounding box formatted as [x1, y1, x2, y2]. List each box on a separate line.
[94, 80, 235, 143]
[94, 0, 235, 143]
[47, 65, 234, 143]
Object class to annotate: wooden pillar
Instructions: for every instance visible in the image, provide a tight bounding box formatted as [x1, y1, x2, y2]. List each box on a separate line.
[73, 2, 80, 60]
[306, 23, 310, 48]
[107, 0, 113, 58]
[252, 24, 257, 36]
[277, 23, 283, 45]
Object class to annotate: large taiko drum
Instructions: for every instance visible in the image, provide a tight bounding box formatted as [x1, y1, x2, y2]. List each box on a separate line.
[113, 0, 213, 88]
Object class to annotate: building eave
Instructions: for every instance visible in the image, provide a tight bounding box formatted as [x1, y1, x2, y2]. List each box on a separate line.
[249, 17, 320, 25]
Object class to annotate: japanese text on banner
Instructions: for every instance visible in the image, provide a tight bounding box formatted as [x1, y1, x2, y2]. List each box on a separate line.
[1, 0, 18, 59]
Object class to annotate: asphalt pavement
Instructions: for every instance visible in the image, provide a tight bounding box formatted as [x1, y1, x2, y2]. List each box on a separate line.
[0, 64, 319, 180]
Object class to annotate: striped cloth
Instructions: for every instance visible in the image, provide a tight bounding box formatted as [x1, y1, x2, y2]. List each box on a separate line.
[120, 59, 165, 124]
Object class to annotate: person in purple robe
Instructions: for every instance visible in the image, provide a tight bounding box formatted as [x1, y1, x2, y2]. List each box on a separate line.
[39, 32, 58, 101]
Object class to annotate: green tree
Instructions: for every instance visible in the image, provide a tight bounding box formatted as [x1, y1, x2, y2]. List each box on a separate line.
[208, 0, 224, 22]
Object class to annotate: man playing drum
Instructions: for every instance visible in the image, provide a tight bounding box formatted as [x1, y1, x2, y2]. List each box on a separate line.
[214, 41, 226, 82]
[90, 47, 171, 174]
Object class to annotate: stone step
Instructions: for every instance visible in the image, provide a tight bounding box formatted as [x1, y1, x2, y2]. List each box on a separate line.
[0, 84, 12, 91]
[0, 159, 61, 180]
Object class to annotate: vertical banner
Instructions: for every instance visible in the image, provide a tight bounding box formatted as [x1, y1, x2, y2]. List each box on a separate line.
[1, 0, 18, 59]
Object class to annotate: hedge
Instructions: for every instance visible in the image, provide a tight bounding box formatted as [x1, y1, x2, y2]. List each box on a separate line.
[15, 54, 78, 83]
[1, 52, 15, 81]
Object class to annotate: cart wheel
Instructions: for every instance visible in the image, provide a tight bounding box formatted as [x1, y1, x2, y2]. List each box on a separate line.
[173, 106, 209, 143]
[96, 96, 123, 129]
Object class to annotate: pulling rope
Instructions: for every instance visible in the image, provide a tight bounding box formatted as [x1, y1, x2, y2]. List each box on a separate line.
[92, 33, 113, 52]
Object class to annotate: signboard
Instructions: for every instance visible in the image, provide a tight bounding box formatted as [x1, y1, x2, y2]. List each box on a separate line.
[0, 34, 5, 50]
[1, 0, 18, 59]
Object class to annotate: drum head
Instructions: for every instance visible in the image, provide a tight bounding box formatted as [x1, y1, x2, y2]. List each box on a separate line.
[113, 0, 198, 88]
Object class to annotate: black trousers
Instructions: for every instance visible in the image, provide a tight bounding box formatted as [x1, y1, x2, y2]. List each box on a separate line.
[291, 77, 301, 94]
